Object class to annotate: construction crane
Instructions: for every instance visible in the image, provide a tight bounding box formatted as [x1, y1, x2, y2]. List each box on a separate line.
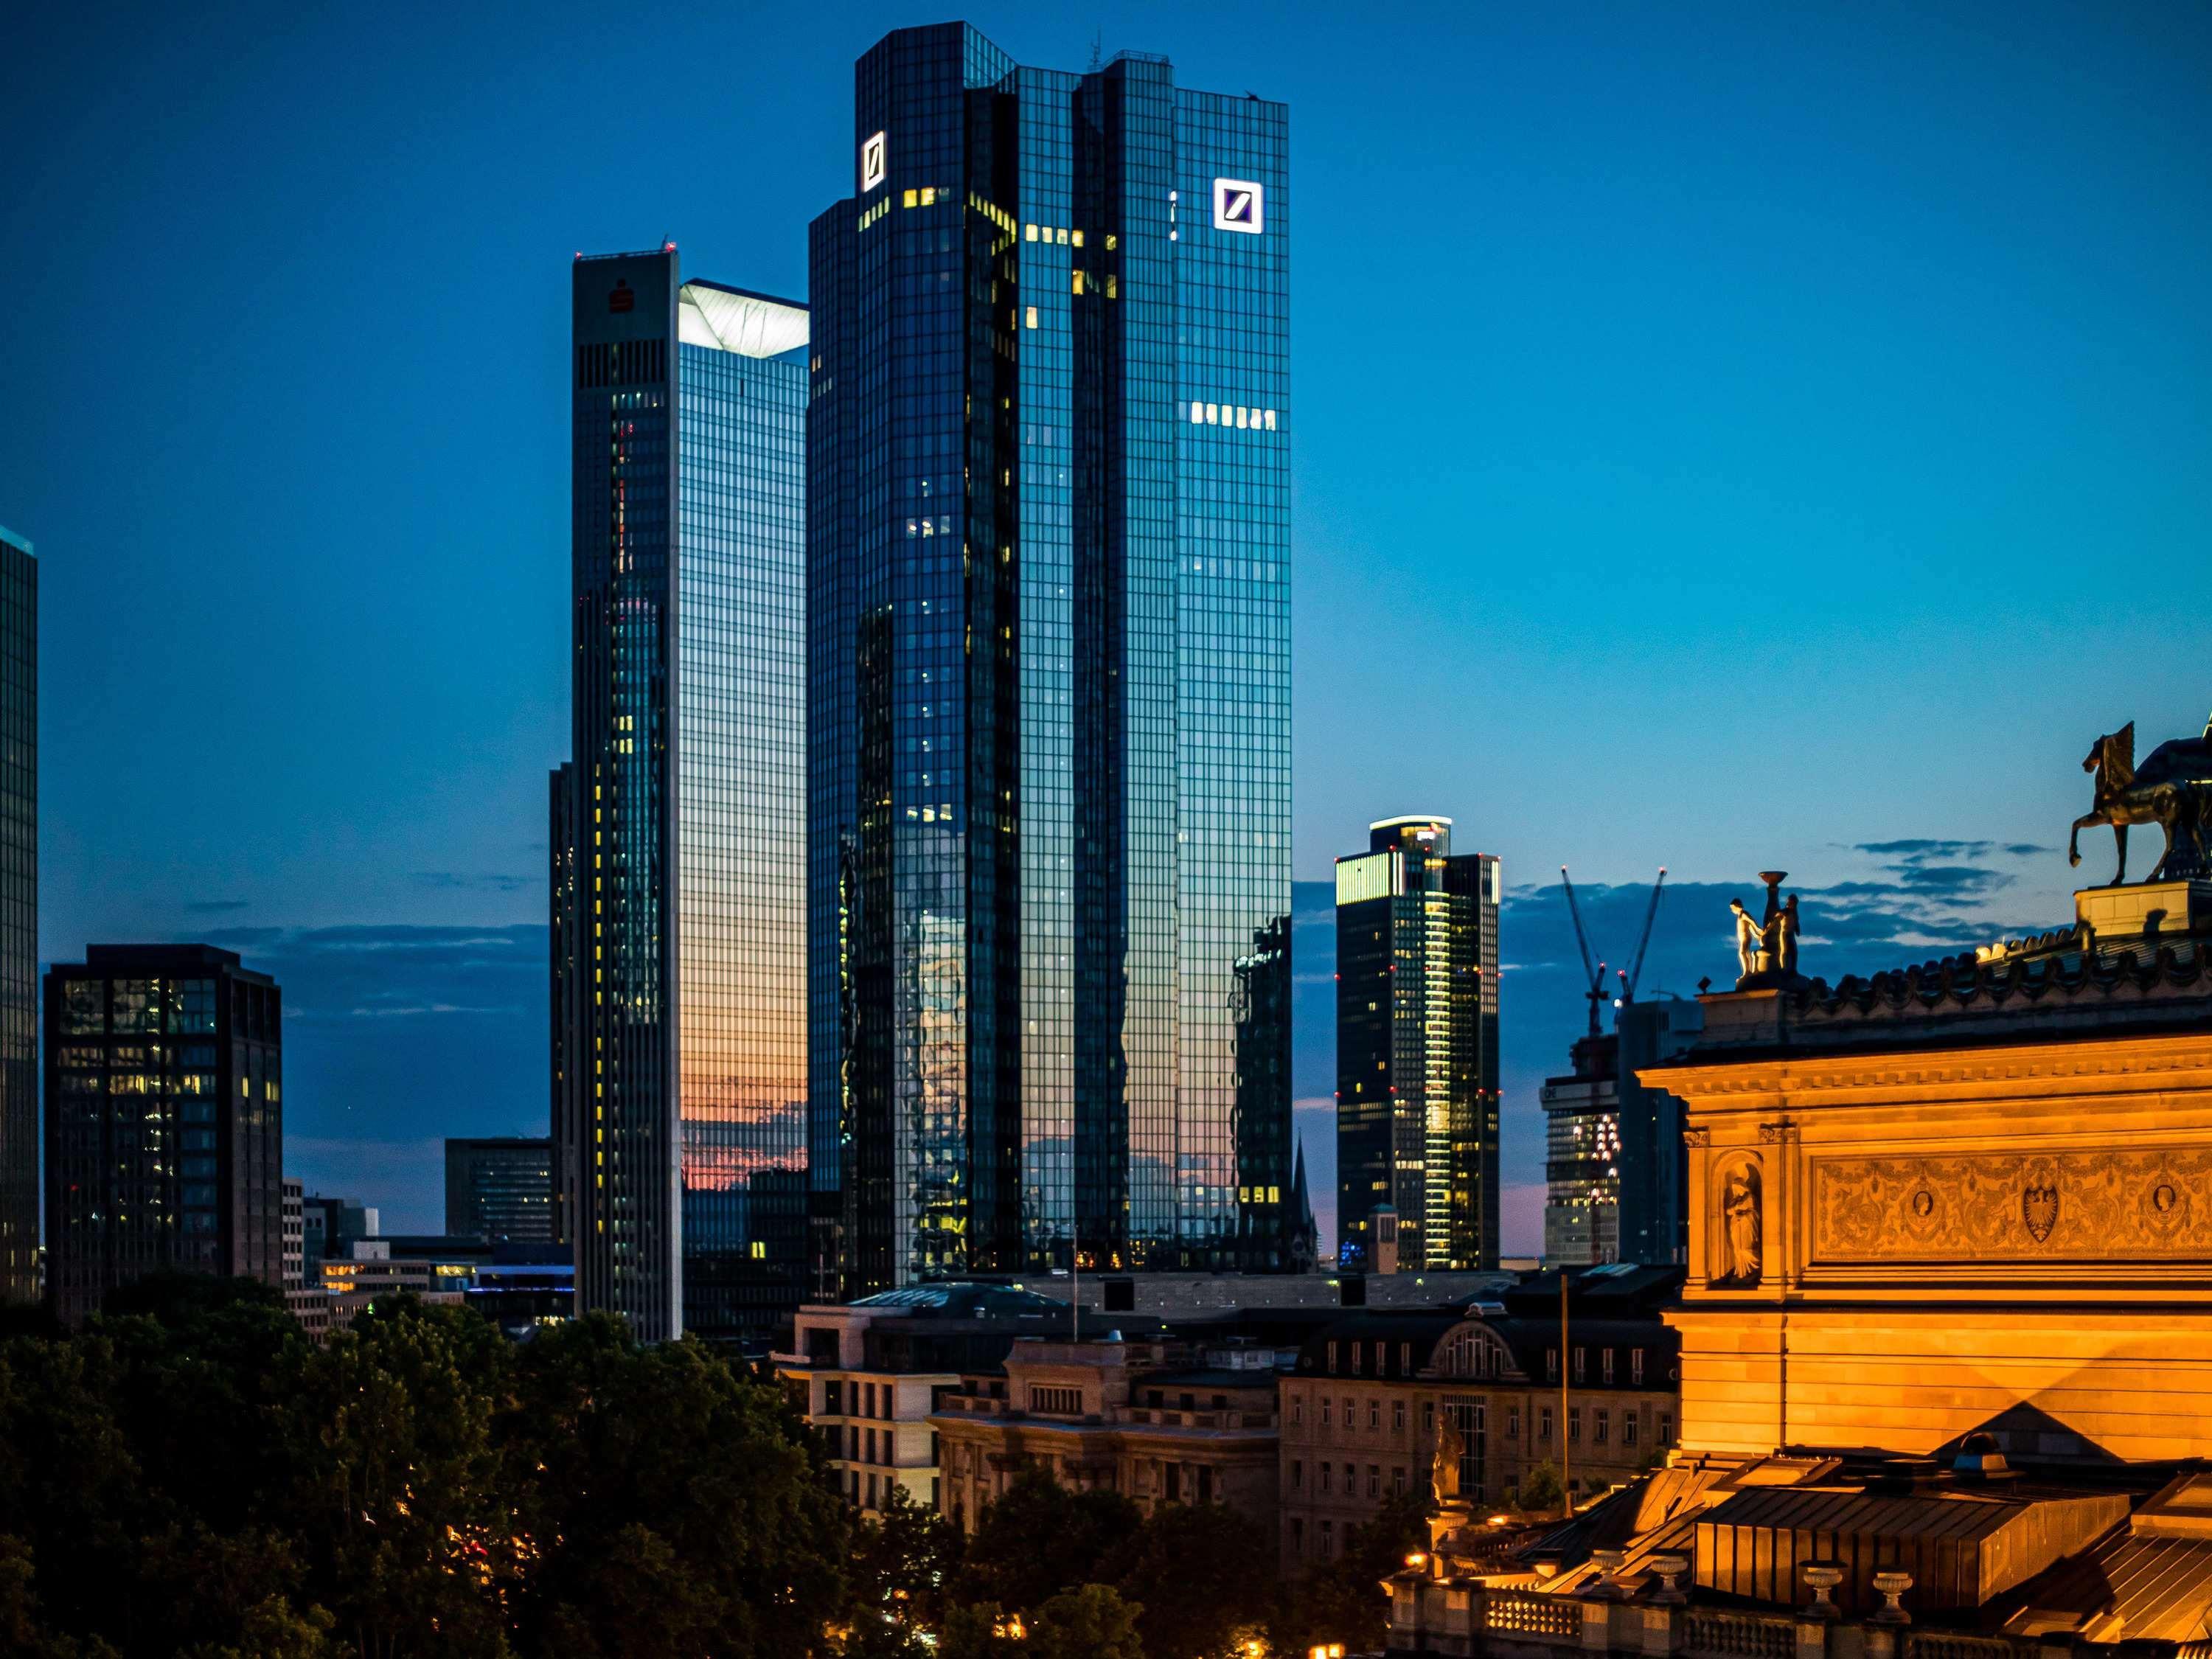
[1616, 869, 1669, 1006]
[1559, 867, 1609, 1040]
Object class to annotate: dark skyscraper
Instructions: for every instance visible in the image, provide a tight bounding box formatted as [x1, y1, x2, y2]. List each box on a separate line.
[807, 24, 1293, 1296]
[0, 526, 29, 1304]
[44, 946, 282, 1324]
[1335, 817, 1501, 1273]
[554, 249, 809, 1340]
[445, 1135, 554, 1244]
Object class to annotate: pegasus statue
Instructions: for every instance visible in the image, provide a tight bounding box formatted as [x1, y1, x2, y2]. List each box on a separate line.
[2070, 711, 2212, 885]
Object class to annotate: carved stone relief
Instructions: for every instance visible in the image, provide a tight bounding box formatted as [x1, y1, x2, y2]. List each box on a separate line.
[1812, 1147, 2212, 1261]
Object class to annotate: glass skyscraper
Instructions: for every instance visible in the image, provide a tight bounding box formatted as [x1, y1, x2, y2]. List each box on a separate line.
[806, 25, 1293, 1296]
[44, 946, 283, 1324]
[553, 248, 809, 1340]
[1335, 817, 1501, 1273]
[0, 525, 28, 1304]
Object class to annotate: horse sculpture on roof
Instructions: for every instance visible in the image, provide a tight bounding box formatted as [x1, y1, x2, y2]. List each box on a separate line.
[2070, 713, 2212, 885]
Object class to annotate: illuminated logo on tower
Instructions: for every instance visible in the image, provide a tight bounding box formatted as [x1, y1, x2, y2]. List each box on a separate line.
[1212, 178, 1264, 234]
[861, 131, 888, 194]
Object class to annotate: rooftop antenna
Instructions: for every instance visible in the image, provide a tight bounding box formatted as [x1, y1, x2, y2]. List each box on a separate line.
[1087, 28, 1104, 70]
[1559, 867, 1608, 1040]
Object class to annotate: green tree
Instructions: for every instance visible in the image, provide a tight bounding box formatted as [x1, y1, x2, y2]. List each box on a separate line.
[274, 1295, 517, 1658]
[503, 1313, 849, 1658]
[958, 1470, 1141, 1615]
[843, 1481, 959, 1656]
[1276, 1486, 1431, 1659]
[935, 1601, 1018, 1659]
[1515, 1460, 1565, 1514]
[1111, 1503, 1271, 1659]
[1030, 1584, 1145, 1659]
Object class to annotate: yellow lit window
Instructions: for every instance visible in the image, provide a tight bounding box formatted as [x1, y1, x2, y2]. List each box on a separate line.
[1056, 226, 1068, 245]
[1025, 223, 1037, 241]
[919, 187, 936, 205]
[1071, 229, 1084, 247]
[1025, 306, 1038, 329]
[1105, 274, 1118, 299]
[902, 189, 917, 208]
[1264, 408, 1278, 430]
[1071, 270, 1084, 294]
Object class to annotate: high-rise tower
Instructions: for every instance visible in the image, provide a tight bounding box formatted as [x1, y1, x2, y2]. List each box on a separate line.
[554, 249, 810, 1340]
[1335, 816, 1501, 1273]
[0, 526, 29, 1304]
[807, 25, 1293, 1295]
[45, 946, 282, 1324]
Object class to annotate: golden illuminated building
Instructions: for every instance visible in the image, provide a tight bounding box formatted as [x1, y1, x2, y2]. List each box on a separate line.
[1665, 877, 2212, 1466]
[1382, 830, 2212, 1654]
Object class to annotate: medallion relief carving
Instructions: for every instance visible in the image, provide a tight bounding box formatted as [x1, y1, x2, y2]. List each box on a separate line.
[1813, 1147, 2212, 1260]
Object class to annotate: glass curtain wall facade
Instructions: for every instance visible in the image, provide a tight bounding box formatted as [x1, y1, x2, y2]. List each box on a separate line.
[557, 249, 809, 1340]
[444, 1136, 554, 1244]
[44, 946, 282, 1324]
[0, 527, 30, 1304]
[1334, 818, 1501, 1273]
[1540, 1034, 1620, 1266]
[807, 24, 1292, 1297]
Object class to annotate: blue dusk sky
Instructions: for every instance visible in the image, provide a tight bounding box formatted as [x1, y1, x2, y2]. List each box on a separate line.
[4, 2, 2208, 1247]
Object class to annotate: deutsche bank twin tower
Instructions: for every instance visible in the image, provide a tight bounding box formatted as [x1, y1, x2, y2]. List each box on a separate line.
[558, 22, 1293, 1336]
[808, 23, 1293, 1300]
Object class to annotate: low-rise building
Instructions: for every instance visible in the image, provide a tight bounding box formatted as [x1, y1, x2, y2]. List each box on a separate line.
[933, 1334, 1284, 1532]
[1281, 1267, 1682, 1573]
[776, 1281, 1111, 1515]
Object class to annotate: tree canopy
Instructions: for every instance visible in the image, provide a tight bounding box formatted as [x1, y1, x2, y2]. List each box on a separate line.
[0, 1280, 1395, 1659]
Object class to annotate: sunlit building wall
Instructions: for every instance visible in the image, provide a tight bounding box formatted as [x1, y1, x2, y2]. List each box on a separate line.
[556, 248, 809, 1340]
[806, 24, 1293, 1295]
[1335, 817, 1502, 1273]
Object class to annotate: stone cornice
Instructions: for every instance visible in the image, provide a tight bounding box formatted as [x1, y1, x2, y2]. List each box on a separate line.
[1654, 1029, 2212, 1102]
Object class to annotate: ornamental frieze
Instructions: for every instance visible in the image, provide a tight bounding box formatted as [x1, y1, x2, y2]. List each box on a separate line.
[1812, 1147, 2212, 1261]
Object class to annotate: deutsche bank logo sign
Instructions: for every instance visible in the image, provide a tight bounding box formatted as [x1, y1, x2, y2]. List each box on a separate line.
[861, 131, 888, 193]
[1213, 178, 1264, 234]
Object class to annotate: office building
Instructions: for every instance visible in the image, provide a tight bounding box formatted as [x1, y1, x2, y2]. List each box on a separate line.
[0, 527, 29, 1303]
[1335, 817, 1501, 1273]
[299, 1192, 376, 1279]
[1541, 1034, 1618, 1265]
[553, 248, 810, 1340]
[443, 1135, 552, 1244]
[1610, 995, 1700, 1265]
[281, 1177, 304, 1285]
[806, 24, 1293, 1296]
[44, 946, 282, 1324]
[933, 1334, 1285, 1534]
[1279, 1267, 1681, 1571]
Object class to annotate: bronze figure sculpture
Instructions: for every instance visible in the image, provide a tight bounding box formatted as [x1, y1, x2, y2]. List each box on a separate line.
[1731, 872, 1807, 988]
[2070, 712, 2212, 885]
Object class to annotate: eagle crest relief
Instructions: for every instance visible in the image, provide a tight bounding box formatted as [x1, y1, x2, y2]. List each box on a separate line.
[2021, 1183, 2060, 1245]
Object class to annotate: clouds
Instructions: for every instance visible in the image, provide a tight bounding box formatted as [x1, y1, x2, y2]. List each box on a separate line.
[1289, 841, 2073, 1259]
[410, 872, 535, 894]
[198, 923, 549, 1233]
[245, 834, 2073, 1261]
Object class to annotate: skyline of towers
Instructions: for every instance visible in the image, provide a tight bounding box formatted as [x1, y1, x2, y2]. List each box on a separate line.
[552, 249, 811, 1340]
[804, 24, 1294, 1296]
[1334, 816, 1502, 1274]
